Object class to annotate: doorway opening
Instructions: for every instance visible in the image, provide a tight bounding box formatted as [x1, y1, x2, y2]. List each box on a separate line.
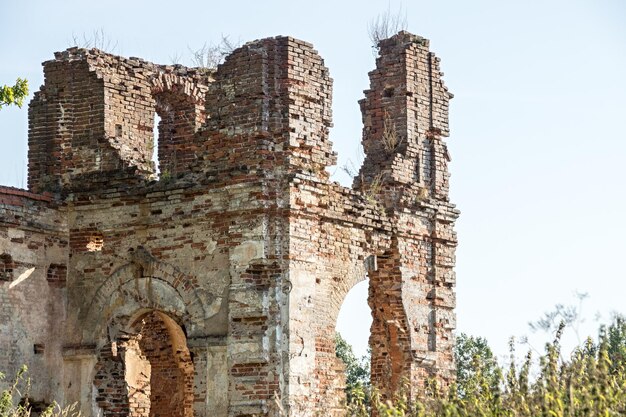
[93, 311, 194, 417]
[335, 279, 372, 401]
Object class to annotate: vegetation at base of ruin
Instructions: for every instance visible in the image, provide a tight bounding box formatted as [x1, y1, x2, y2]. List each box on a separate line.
[528, 291, 590, 342]
[0, 366, 80, 417]
[340, 314, 626, 417]
[453, 333, 500, 398]
[0, 79, 29, 110]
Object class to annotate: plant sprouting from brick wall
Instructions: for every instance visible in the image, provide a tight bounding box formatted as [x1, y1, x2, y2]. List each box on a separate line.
[381, 110, 402, 154]
[70, 28, 118, 53]
[188, 35, 241, 71]
[368, 5, 408, 53]
[363, 172, 385, 212]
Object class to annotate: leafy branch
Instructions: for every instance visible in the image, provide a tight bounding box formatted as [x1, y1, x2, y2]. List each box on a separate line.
[0, 78, 29, 110]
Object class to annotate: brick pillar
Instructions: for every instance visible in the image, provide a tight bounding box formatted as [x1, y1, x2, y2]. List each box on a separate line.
[359, 31, 459, 400]
[200, 36, 335, 416]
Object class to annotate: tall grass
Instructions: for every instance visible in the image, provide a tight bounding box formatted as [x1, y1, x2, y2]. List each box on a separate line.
[347, 320, 626, 417]
[0, 366, 80, 417]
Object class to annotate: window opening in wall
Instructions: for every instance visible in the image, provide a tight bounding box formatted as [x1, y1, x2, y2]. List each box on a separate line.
[1, 253, 14, 281]
[153, 113, 161, 175]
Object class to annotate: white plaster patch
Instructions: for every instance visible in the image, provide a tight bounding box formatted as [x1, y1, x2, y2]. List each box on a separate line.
[9, 267, 36, 289]
[7, 228, 25, 239]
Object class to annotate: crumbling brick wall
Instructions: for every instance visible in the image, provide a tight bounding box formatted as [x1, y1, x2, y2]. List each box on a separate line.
[0, 186, 68, 406]
[28, 50, 211, 192]
[357, 32, 458, 398]
[0, 31, 458, 417]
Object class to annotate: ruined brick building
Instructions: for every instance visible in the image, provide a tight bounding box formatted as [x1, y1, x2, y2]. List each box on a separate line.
[0, 31, 458, 416]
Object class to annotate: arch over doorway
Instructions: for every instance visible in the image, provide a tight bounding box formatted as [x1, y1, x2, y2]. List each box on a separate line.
[79, 246, 224, 344]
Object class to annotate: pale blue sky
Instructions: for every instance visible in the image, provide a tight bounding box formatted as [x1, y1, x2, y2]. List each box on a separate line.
[1, 0, 625, 360]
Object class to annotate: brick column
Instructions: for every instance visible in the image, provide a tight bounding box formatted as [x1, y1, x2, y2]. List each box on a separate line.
[359, 31, 459, 400]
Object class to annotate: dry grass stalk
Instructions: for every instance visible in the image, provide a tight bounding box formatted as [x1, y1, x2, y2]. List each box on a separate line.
[381, 111, 402, 154]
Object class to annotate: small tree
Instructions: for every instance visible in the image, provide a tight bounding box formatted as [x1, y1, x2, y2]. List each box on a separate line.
[188, 35, 240, 71]
[367, 6, 408, 53]
[454, 333, 501, 398]
[70, 28, 118, 53]
[0, 79, 28, 110]
[335, 332, 370, 405]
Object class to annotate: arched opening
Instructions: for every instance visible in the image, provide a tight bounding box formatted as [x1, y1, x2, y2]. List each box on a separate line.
[336, 280, 372, 359]
[93, 311, 194, 417]
[335, 279, 372, 403]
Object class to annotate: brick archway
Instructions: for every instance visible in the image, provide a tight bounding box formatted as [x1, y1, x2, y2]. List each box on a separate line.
[93, 310, 194, 417]
[80, 246, 223, 344]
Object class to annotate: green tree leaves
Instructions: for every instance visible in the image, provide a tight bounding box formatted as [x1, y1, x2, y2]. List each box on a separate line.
[454, 333, 501, 399]
[0, 79, 29, 110]
[336, 332, 371, 405]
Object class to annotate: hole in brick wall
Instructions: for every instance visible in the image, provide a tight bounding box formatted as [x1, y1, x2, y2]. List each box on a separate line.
[47, 263, 67, 287]
[115, 124, 123, 138]
[33, 343, 45, 354]
[0, 253, 14, 282]
[336, 279, 372, 367]
[153, 92, 200, 178]
[86, 233, 104, 252]
[152, 113, 161, 175]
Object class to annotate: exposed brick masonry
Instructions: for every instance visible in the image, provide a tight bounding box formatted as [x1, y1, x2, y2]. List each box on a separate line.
[0, 31, 458, 417]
